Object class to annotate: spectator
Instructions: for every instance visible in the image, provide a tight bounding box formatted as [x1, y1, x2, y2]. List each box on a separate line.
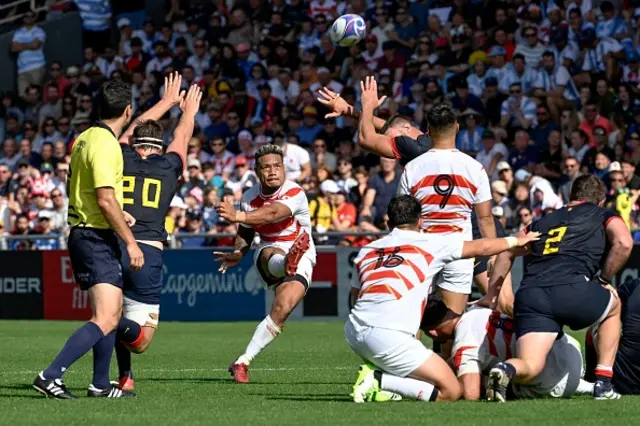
[12, 11, 46, 98]
[335, 157, 357, 193]
[536, 129, 564, 184]
[621, 159, 640, 190]
[310, 138, 336, 172]
[10, 213, 32, 250]
[226, 155, 258, 199]
[349, 165, 369, 209]
[508, 130, 537, 172]
[582, 126, 615, 172]
[476, 130, 508, 180]
[206, 136, 235, 182]
[31, 210, 59, 250]
[568, 128, 590, 163]
[500, 82, 536, 132]
[180, 211, 207, 247]
[514, 27, 545, 70]
[517, 206, 533, 230]
[180, 159, 206, 199]
[455, 109, 484, 155]
[75, 0, 112, 52]
[559, 156, 583, 204]
[491, 180, 512, 220]
[529, 104, 559, 149]
[202, 188, 220, 231]
[496, 161, 514, 193]
[579, 100, 613, 144]
[3, 139, 22, 171]
[49, 188, 67, 233]
[362, 157, 399, 228]
[605, 169, 638, 229]
[310, 179, 337, 238]
[491, 205, 507, 229]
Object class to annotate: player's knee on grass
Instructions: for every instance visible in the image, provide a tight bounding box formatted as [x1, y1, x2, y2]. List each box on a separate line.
[90, 283, 123, 334]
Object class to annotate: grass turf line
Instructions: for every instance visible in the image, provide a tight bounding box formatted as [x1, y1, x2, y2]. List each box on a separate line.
[0, 321, 639, 426]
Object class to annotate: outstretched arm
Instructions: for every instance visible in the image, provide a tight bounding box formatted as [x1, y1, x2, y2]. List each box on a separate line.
[217, 199, 293, 226]
[167, 84, 202, 166]
[461, 232, 539, 259]
[119, 72, 185, 145]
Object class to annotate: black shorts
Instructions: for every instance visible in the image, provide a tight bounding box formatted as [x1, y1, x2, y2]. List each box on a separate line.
[120, 241, 164, 305]
[474, 257, 489, 276]
[514, 281, 612, 339]
[68, 227, 123, 290]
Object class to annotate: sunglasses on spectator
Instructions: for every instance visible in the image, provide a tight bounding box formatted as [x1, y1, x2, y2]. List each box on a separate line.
[52, 192, 63, 198]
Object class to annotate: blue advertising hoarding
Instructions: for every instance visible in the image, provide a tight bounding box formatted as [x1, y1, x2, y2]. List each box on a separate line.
[160, 250, 265, 321]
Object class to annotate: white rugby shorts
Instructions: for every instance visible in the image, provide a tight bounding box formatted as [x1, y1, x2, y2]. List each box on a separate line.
[344, 317, 432, 377]
[254, 244, 315, 289]
[435, 257, 473, 295]
[123, 296, 160, 327]
[512, 334, 583, 399]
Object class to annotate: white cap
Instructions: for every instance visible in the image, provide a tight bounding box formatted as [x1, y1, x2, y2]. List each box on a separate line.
[491, 206, 504, 217]
[491, 180, 508, 195]
[496, 161, 511, 173]
[609, 161, 622, 172]
[320, 179, 340, 194]
[514, 169, 532, 182]
[170, 196, 188, 209]
[317, 67, 330, 74]
[187, 158, 201, 169]
[38, 210, 52, 219]
[117, 17, 131, 28]
[238, 130, 253, 142]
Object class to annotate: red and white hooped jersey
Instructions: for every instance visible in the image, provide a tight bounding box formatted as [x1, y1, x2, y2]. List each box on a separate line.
[240, 180, 316, 260]
[450, 307, 516, 378]
[398, 149, 491, 238]
[349, 228, 464, 335]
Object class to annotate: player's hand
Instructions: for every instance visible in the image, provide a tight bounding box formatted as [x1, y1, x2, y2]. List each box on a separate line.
[216, 199, 240, 223]
[127, 243, 144, 272]
[123, 211, 136, 227]
[360, 76, 387, 111]
[317, 87, 351, 118]
[162, 71, 185, 106]
[213, 250, 243, 274]
[180, 84, 203, 118]
[469, 294, 495, 309]
[515, 231, 541, 247]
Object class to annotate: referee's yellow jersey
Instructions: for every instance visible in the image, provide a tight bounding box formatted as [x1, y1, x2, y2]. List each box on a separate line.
[67, 123, 124, 229]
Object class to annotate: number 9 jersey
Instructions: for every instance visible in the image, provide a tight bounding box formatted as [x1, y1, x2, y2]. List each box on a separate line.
[520, 202, 619, 288]
[121, 144, 183, 242]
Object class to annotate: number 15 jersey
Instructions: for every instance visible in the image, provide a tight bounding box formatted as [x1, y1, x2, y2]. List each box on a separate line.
[121, 144, 183, 242]
[397, 149, 491, 238]
[521, 202, 620, 288]
[350, 228, 464, 335]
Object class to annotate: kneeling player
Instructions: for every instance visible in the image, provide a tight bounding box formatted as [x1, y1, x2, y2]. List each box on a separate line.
[422, 304, 584, 400]
[583, 277, 640, 395]
[215, 144, 316, 384]
[486, 175, 633, 401]
[113, 76, 201, 390]
[346, 196, 538, 403]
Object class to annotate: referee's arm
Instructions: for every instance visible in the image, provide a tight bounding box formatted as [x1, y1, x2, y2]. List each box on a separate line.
[92, 143, 144, 270]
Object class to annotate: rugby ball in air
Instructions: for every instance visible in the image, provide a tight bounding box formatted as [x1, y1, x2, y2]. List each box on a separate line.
[329, 14, 366, 47]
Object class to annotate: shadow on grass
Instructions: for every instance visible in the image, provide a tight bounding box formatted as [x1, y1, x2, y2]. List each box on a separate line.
[0, 383, 47, 399]
[142, 377, 350, 386]
[264, 394, 352, 402]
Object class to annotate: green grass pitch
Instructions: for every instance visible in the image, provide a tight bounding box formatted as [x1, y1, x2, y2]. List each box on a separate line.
[1, 321, 640, 425]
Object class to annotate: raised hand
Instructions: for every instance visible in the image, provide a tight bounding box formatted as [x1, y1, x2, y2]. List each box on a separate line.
[180, 84, 203, 118]
[516, 231, 541, 247]
[317, 87, 351, 118]
[162, 71, 185, 106]
[360, 76, 387, 112]
[215, 199, 239, 223]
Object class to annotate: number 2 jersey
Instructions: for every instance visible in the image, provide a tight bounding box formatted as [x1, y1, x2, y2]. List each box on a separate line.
[350, 228, 464, 335]
[521, 202, 619, 288]
[452, 307, 583, 398]
[397, 149, 491, 238]
[121, 144, 183, 241]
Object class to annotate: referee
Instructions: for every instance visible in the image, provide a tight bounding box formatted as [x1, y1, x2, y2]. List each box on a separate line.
[34, 80, 144, 399]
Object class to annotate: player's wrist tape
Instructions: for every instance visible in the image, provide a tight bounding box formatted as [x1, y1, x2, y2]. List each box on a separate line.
[597, 276, 612, 285]
[505, 237, 518, 249]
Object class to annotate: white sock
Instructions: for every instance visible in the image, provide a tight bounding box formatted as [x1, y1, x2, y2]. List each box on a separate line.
[267, 254, 285, 278]
[380, 373, 438, 401]
[236, 315, 282, 365]
[576, 379, 595, 394]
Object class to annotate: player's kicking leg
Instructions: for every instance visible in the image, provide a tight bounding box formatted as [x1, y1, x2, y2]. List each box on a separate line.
[345, 319, 461, 403]
[229, 232, 311, 383]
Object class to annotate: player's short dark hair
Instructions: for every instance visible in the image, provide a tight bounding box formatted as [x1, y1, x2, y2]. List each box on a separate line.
[420, 299, 451, 331]
[132, 120, 164, 149]
[255, 143, 284, 168]
[380, 114, 413, 134]
[570, 174, 606, 204]
[387, 195, 421, 229]
[96, 79, 132, 120]
[426, 103, 457, 138]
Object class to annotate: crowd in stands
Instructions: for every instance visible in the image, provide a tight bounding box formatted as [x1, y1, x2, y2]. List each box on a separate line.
[2, 0, 640, 249]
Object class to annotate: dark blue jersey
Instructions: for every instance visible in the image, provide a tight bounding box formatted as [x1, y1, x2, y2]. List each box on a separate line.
[121, 144, 183, 242]
[391, 134, 431, 166]
[614, 278, 640, 394]
[471, 211, 506, 239]
[520, 202, 617, 288]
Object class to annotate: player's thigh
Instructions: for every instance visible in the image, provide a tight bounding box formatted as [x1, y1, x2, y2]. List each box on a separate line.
[121, 242, 163, 311]
[551, 282, 614, 331]
[409, 352, 461, 401]
[89, 284, 123, 333]
[436, 258, 473, 303]
[515, 332, 558, 376]
[514, 286, 562, 338]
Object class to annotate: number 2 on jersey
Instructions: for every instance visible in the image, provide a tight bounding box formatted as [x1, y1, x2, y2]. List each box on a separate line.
[542, 226, 567, 255]
[123, 176, 163, 209]
[433, 174, 454, 209]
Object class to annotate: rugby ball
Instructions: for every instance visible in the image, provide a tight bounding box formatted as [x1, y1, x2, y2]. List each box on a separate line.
[329, 14, 366, 47]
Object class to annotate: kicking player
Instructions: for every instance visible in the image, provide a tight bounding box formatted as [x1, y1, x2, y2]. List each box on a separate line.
[486, 174, 633, 401]
[215, 143, 316, 384]
[34, 80, 143, 399]
[583, 278, 640, 395]
[422, 303, 584, 400]
[112, 77, 202, 390]
[346, 195, 539, 403]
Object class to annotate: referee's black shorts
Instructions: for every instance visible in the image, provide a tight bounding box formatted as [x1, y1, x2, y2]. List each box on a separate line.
[68, 227, 123, 290]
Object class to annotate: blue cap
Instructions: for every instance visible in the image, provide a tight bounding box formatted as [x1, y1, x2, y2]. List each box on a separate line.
[489, 46, 507, 57]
